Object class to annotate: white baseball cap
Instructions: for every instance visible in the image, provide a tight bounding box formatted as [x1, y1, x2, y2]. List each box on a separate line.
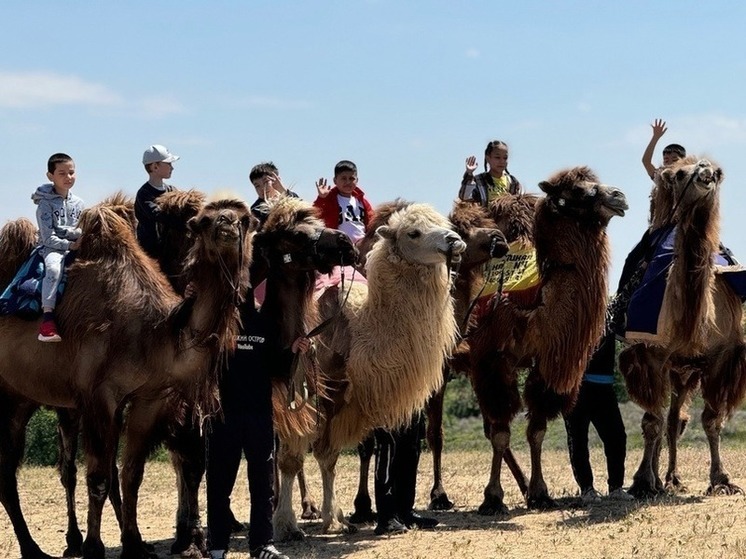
[142, 144, 180, 165]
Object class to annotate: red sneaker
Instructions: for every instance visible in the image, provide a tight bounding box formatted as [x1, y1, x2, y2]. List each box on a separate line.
[38, 319, 62, 342]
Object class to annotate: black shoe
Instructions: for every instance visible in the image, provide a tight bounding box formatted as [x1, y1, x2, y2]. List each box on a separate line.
[250, 543, 290, 559]
[400, 511, 439, 530]
[374, 517, 409, 536]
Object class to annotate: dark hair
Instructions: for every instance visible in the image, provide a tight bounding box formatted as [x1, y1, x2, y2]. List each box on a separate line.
[334, 160, 357, 177]
[249, 161, 279, 183]
[47, 153, 73, 174]
[662, 144, 686, 158]
[483, 140, 509, 173]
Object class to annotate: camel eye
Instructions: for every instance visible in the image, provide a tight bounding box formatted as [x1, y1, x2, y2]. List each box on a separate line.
[407, 230, 422, 239]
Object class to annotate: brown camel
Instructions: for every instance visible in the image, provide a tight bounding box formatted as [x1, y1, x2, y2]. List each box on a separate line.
[0, 196, 255, 559]
[619, 156, 746, 497]
[272, 203, 466, 540]
[465, 167, 627, 514]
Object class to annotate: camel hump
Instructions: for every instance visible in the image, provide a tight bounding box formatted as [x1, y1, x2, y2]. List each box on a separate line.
[0, 217, 38, 289]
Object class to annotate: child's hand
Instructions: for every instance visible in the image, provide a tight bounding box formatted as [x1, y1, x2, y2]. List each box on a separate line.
[465, 155, 479, 174]
[184, 282, 196, 298]
[315, 178, 331, 198]
[651, 118, 667, 139]
[292, 336, 312, 354]
[69, 239, 81, 250]
[269, 172, 286, 195]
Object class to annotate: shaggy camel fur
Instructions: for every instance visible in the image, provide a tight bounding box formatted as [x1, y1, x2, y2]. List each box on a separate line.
[465, 167, 628, 515]
[0, 197, 254, 559]
[273, 203, 466, 540]
[619, 157, 746, 497]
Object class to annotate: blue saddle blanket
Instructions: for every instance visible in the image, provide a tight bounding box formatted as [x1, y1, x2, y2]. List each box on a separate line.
[625, 228, 746, 338]
[0, 247, 69, 320]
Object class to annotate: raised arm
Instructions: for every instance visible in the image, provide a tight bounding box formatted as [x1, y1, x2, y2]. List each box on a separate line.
[642, 119, 667, 180]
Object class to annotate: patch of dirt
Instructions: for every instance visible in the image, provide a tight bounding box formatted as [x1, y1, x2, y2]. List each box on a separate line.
[3, 447, 746, 558]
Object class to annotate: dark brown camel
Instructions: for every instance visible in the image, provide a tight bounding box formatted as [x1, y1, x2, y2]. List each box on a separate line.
[465, 167, 627, 514]
[619, 157, 746, 497]
[0, 197, 254, 559]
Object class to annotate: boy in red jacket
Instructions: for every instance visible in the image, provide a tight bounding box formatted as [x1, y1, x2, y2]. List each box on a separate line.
[313, 160, 373, 244]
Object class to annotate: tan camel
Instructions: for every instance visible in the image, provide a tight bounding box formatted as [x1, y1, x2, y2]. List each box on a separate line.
[0, 197, 255, 559]
[344, 199, 518, 518]
[619, 156, 746, 496]
[272, 203, 466, 540]
[465, 167, 627, 514]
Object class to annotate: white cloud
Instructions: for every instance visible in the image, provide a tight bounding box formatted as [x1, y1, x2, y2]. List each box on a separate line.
[0, 71, 122, 108]
[466, 48, 480, 59]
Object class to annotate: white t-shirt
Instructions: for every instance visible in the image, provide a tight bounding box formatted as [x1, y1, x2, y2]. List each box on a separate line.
[337, 194, 366, 243]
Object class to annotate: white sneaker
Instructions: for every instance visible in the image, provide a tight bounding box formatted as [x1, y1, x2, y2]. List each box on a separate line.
[608, 487, 635, 501]
[251, 544, 290, 559]
[580, 487, 603, 504]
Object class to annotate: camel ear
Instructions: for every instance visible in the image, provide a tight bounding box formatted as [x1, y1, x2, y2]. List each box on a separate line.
[242, 213, 258, 233]
[187, 215, 210, 234]
[537, 181, 555, 195]
[376, 225, 394, 240]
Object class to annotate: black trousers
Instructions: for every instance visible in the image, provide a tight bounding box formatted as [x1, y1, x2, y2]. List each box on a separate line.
[373, 412, 424, 521]
[563, 381, 627, 491]
[206, 408, 275, 551]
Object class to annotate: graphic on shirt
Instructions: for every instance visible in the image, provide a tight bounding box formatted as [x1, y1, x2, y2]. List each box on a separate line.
[337, 194, 366, 242]
[481, 241, 540, 296]
[486, 174, 510, 203]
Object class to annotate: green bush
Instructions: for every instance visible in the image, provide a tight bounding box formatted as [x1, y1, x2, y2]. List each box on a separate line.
[443, 374, 480, 418]
[24, 408, 59, 466]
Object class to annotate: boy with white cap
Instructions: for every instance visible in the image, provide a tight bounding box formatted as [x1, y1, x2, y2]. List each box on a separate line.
[135, 144, 180, 259]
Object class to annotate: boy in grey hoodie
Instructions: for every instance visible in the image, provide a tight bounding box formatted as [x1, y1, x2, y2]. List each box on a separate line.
[32, 153, 85, 342]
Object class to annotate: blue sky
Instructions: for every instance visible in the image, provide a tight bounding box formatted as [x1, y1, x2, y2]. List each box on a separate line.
[2, 1, 745, 286]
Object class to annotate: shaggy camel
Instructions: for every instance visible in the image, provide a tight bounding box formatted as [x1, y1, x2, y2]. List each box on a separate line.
[0, 197, 255, 559]
[344, 199, 519, 518]
[465, 167, 628, 514]
[273, 203, 466, 540]
[619, 157, 746, 497]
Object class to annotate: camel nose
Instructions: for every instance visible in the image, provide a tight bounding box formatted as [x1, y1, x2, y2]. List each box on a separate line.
[446, 231, 466, 254]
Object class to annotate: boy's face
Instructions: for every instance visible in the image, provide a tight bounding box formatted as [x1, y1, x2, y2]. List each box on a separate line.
[47, 160, 76, 195]
[662, 150, 681, 167]
[333, 171, 358, 196]
[151, 161, 174, 180]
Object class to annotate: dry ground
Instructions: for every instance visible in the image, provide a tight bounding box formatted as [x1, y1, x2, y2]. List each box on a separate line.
[3, 445, 746, 559]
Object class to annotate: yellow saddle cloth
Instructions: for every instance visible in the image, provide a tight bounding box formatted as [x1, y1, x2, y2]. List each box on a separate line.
[481, 241, 541, 297]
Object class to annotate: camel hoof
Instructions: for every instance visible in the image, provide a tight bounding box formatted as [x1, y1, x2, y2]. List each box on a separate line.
[428, 493, 454, 511]
[349, 508, 377, 524]
[63, 544, 83, 558]
[664, 479, 688, 494]
[82, 538, 106, 559]
[706, 483, 744, 496]
[526, 494, 557, 510]
[301, 503, 322, 520]
[628, 480, 662, 499]
[477, 497, 509, 517]
[170, 527, 203, 555]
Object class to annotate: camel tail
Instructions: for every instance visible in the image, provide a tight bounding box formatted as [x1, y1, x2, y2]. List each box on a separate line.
[0, 218, 37, 290]
[703, 343, 746, 418]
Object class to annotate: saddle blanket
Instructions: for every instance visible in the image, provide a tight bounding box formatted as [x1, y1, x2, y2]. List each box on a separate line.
[625, 228, 746, 342]
[0, 247, 70, 319]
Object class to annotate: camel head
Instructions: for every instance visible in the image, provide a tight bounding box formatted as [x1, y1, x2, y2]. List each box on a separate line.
[449, 200, 509, 267]
[254, 196, 358, 275]
[375, 203, 466, 266]
[99, 192, 137, 231]
[185, 199, 255, 287]
[656, 156, 723, 223]
[538, 166, 628, 227]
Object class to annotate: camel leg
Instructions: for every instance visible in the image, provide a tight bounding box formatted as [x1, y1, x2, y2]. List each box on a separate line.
[273, 438, 307, 541]
[629, 411, 664, 498]
[81, 402, 119, 559]
[118, 399, 162, 559]
[349, 434, 376, 522]
[663, 374, 696, 493]
[525, 409, 556, 510]
[167, 422, 207, 556]
[56, 408, 85, 558]
[0, 394, 54, 559]
[477, 420, 511, 516]
[702, 403, 742, 495]
[298, 465, 321, 520]
[502, 447, 528, 497]
[426, 379, 454, 511]
[315, 447, 357, 535]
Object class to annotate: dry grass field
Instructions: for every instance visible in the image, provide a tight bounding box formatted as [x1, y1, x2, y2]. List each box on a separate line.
[4, 439, 746, 559]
